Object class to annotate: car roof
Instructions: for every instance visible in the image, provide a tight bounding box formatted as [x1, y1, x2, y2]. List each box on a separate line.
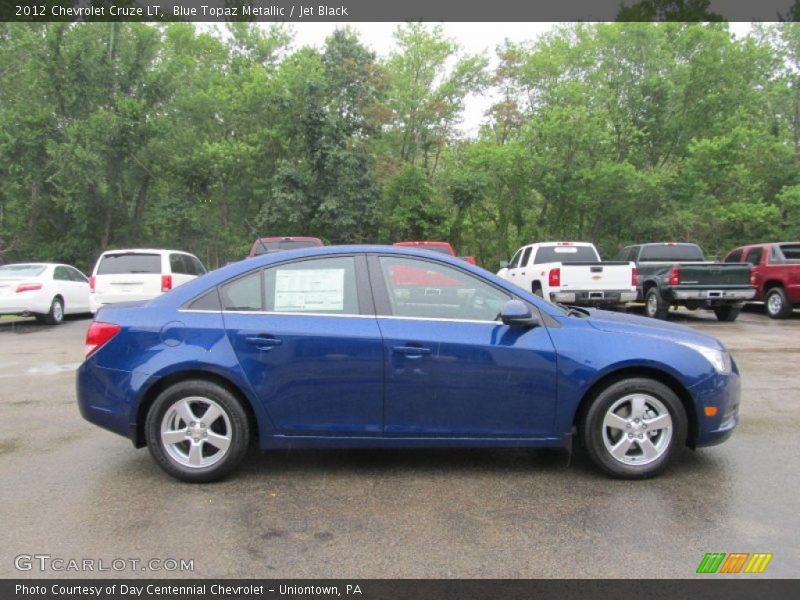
[99, 249, 195, 256]
[151, 244, 564, 319]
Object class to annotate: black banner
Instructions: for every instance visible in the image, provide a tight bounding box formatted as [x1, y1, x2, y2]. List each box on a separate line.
[1, 0, 798, 23]
[3, 579, 800, 600]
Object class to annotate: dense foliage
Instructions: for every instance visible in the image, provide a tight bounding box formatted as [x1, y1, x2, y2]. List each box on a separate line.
[1, 22, 800, 272]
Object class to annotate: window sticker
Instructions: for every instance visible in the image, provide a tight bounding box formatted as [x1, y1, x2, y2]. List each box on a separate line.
[274, 268, 345, 312]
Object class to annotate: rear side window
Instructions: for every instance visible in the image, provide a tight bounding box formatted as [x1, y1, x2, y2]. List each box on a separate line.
[724, 249, 743, 263]
[778, 243, 800, 262]
[187, 289, 221, 311]
[534, 246, 599, 264]
[221, 271, 262, 311]
[53, 266, 71, 281]
[745, 247, 763, 266]
[190, 256, 206, 275]
[170, 254, 190, 275]
[97, 254, 161, 275]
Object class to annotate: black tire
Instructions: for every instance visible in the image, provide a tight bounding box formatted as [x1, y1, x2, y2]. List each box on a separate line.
[644, 287, 668, 319]
[145, 380, 250, 483]
[764, 286, 792, 319]
[43, 297, 64, 325]
[532, 283, 543, 298]
[714, 305, 741, 322]
[580, 377, 687, 479]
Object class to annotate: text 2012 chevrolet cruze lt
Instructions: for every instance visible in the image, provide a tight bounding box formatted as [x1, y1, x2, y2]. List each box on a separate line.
[77, 246, 740, 482]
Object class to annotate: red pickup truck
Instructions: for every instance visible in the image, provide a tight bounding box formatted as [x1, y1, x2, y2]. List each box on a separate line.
[723, 242, 800, 318]
[392, 241, 476, 265]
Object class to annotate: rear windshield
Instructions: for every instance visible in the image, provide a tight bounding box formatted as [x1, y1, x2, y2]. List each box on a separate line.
[97, 253, 161, 275]
[0, 265, 46, 278]
[401, 245, 453, 255]
[534, 246, 599, 264]
[639, 245, 704, 262]
[252, 240, 320, 255]
[778, 243, 800, 262]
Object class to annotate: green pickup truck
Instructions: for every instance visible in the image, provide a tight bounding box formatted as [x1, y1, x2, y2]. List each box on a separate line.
[618, 243, 756, 321]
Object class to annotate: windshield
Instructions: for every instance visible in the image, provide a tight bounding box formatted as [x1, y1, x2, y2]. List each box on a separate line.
[97, 253, 161, 274]
[252, 240, 320, 255]
[639, 245, 704, 262]
[0, 264, 46, 278]
[534, 246, 599, 264]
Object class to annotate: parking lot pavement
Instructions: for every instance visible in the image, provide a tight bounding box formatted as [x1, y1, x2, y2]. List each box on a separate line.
[1, 308, 798, 579]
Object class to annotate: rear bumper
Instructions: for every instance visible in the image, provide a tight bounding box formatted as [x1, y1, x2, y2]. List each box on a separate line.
[672, 288, 755, 301]
[0, 293, 51, 315]
[550, 290, 637, 305]
[76, 361, 149, 443]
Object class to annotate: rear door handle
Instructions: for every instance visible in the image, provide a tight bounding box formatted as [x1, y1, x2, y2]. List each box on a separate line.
[246, 336, 283, 350]
[393, 345, 432, 358]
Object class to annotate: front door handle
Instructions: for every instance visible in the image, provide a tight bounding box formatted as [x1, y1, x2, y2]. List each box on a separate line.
[393, 345, 432, 358]
[246, 336, 283, 351]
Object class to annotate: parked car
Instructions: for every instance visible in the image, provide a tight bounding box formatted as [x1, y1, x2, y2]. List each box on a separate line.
[249, 236, 324, 257]
[77, 245, 740, 482]
[89, 249, 206, 314]
[723, 242, 800, 319]
[393, 241, 476, 265]
[619, 243, 755, 321]
[0, 263, 90, 324]
[497, 241, 637, 309]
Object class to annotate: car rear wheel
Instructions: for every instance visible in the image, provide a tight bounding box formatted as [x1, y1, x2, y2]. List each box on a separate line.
[644, 288, 668, 319]
[581, 378, 687, 479]
[43, 297, 64, 325]
[145, 380, 250, 483]
[765, 287, 792, 319]
[714, 305, 741, 322]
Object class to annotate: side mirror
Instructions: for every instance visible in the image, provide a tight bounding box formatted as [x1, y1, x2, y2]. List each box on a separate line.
[499, 260, 509, 268]
[501, 299, 541, 328]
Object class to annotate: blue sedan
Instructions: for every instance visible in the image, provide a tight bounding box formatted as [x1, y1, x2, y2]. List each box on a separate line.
[77, 246, 740, 482]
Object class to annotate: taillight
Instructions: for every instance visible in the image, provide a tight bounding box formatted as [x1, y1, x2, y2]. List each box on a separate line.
[85, 322, 121, 357]
[668, 266, 680, 286]
[15, 283, 42, 293]
[549, 267, 561, 287]
[89, 276, 95, 293]
[161, 275, 172, 292]
[466, 256, 476, 265]
[632, 267, 639, 287]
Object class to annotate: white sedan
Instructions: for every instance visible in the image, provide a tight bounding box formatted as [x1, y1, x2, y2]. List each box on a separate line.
[0, 263, 91, 324]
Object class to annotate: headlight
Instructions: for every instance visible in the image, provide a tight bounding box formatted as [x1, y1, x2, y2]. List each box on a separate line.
[679, 342, 732, 374]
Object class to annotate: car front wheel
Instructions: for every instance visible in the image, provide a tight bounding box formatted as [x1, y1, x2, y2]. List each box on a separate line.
[145, 380, 250, 483]
[581, 378, 687, 479]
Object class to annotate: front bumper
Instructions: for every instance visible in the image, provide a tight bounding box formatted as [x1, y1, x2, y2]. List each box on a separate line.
[550, 290, 637, 306]
[689, 366, 741, 447]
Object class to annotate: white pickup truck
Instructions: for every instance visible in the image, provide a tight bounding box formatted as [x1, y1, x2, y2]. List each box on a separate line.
[497, 242, 638, 308]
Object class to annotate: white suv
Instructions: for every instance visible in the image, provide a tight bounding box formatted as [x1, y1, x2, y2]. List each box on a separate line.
[89, 249, 206, 314]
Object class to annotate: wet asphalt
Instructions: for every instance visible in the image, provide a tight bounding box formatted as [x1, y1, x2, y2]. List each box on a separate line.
[0, 306, 798, 578]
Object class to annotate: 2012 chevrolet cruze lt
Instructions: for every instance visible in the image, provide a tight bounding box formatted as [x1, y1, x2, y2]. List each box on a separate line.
[77, 246, 740, 482]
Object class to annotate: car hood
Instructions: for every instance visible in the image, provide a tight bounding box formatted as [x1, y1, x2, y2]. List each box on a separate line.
[584, 308, 725, 350]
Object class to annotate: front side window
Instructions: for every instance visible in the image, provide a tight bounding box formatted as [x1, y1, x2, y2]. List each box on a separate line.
[170, 254, 189, 275]
[724, 249, 743, 263]
[509, 249, 523, 269]
[264, 256, 359, 315]
[378, 256, 511, 322]
[67, 267, 88, 282]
